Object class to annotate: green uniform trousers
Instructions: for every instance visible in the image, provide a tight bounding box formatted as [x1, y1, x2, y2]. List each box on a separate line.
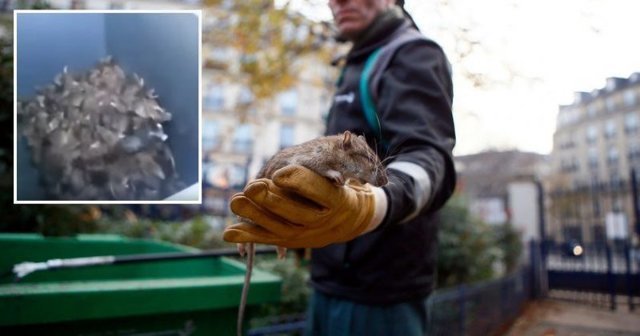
[304, 289, 431, 336]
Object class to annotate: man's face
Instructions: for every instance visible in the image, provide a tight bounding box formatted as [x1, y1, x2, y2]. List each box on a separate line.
[329, 0, 393, 40]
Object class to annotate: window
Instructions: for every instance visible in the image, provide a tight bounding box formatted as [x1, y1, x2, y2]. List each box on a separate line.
[587, 104, 598, 117]
[628, 142, 640, 162]
[625, 112, 639, 134]
[557, 107, 577, 127]
[233, 124, 253, 154]
[588, 148, 599, 170]
[280, 124, 295, 149]
[209, 47, 232, 63]
[607, 146, 619, 166]
[560, 158, 578, 173]
[282, 22, 295, 43]
[560, 133, 576, 149]
[238, 86, 254, 105]
[604, 120, 616, 139]
[624, 90, 637, 107]
[609, 171, 621, 190]
[586, 125, 598, 144]
[229, 164, 248, 188]
[612, 196, 623, 212]
[296, 24, 310, 43]
[204, 85, 225, 110]
[202, 120, 219, 151]
[605, 96, 617, 112]
[202, 162, 214, 185]
[279, 90, 298, 117]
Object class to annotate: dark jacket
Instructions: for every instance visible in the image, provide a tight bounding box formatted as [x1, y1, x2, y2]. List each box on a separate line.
[310, 7, 456, 305]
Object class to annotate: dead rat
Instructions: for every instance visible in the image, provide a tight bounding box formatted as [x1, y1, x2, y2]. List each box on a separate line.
[235, 130, 388, 336]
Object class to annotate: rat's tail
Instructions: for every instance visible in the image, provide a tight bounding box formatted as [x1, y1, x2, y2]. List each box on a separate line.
[237, 243, 254, 336]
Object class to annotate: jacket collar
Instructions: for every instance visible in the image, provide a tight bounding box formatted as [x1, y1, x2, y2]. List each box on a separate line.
[346, 6, 407, 62]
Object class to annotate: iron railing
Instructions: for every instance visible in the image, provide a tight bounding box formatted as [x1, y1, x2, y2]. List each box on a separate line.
[427, 268, 531, 336]
[248, 267, 533, 336]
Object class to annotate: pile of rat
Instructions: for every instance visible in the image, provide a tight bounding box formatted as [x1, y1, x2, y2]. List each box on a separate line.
[18, 56, 185, 200]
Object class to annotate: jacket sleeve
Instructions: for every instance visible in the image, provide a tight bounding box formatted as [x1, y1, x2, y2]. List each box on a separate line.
[377, 38, 456, 226]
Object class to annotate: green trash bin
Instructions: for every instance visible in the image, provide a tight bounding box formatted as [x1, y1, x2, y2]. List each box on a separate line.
[0, 234, 281, 335]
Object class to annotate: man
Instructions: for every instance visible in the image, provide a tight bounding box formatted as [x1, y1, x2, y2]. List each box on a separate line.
[224, 0, 456, 334]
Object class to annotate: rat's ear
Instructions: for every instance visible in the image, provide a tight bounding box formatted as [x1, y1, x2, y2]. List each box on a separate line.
[342, 131, 353, 150]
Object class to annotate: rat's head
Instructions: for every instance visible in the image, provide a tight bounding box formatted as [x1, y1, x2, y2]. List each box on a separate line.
[334, 131, 388, 186]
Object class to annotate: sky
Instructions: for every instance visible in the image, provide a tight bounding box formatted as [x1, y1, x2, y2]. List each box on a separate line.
[282, 0, 640, 156]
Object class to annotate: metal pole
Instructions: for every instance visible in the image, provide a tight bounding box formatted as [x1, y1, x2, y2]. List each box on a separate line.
[624, 240, 634, 311]
[535, 180, 546, 243]
[629, 168, 638, 311]
[529, 239, 540, 299]
[11, 246, 278, 280]
[605, 242, 616, 310]
[631, 168, 639, 238]
[535, 180, 549, 297]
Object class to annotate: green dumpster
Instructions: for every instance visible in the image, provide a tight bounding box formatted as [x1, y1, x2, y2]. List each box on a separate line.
[0, 234, 281, 335]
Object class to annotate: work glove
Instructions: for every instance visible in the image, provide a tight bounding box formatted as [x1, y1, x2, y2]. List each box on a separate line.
[223, 165, 388, 248]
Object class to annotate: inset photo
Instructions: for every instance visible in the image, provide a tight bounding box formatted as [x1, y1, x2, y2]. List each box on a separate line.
[14, 10, 201, 203]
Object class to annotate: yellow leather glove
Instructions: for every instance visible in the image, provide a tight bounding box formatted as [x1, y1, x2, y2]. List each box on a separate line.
[223, 165, 388, 248]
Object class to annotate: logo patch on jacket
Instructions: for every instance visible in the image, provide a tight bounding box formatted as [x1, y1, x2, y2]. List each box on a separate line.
[334, 92, 355, 104]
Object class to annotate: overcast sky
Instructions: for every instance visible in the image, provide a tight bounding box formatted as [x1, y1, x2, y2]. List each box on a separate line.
[283, 0, 640, 156]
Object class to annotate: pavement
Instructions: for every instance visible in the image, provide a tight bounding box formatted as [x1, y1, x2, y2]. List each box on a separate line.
[504, 299, 640, 336]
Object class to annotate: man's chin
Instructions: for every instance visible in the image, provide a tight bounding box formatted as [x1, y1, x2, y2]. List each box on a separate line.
[336, 24, 362, 41]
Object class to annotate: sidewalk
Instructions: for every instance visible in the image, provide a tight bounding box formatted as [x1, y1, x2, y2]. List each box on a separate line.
[504, 299, 640, 336]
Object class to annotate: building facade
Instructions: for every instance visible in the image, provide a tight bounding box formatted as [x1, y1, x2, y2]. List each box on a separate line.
[548, 74, 640, 244]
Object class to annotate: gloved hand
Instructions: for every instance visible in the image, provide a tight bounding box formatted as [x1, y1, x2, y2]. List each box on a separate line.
[223, 165, 388, 248]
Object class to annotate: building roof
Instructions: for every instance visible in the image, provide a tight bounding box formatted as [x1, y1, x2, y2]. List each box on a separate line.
[567, 73, 640, 106]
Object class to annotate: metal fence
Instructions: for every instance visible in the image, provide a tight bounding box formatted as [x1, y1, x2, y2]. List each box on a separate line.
[427, 267, 531, 336]
[537, 240, 640, 310]
[248, 267, 532, 336]
[544, 241, 639, 274]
